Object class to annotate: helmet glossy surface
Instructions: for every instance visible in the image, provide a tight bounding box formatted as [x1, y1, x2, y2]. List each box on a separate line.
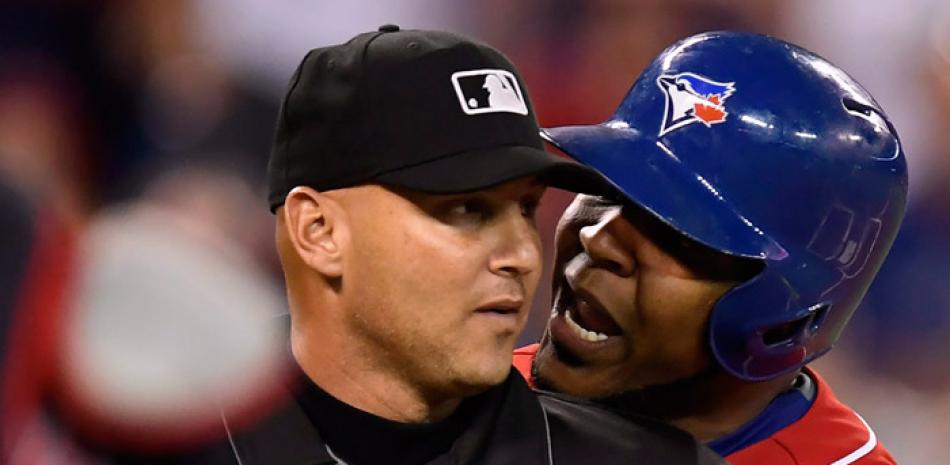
[543, 31, 908, 380]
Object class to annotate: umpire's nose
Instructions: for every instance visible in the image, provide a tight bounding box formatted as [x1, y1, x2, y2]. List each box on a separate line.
[579, 206, 636, 277]
[489, 207, 541, 279]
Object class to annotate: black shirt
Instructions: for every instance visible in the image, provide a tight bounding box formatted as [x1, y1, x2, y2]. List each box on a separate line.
[225, 367, 726, 465]
[223, 315, 724, 465]
[296, 374, 486, 465]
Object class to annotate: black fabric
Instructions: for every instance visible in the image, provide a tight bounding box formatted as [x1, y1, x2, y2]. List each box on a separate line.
[295, 374, 484, 465]
[538, 390, 724, 464]
[266, 25, 606, 211]
[225, 386, 334, 465]
[374, 144, 611, 196]
[224, 369, 727, 465]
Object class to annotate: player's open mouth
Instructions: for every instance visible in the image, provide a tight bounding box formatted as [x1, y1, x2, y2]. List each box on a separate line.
[564, 309, 607, 342]
[547, 280, 626, 364]
[562, 289, 623, 342]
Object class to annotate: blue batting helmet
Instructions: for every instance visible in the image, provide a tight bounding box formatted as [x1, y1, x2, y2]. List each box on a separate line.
[542, 32, 908, 381]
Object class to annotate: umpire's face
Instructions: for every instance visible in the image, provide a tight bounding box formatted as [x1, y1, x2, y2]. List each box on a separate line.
[533, 194, 759, 398]
[281, 176, 545, 397]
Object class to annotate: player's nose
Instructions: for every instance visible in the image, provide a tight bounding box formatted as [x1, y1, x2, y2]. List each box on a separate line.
[578, 207, 636, 277]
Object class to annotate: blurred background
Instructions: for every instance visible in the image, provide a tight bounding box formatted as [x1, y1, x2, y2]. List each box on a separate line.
[1, 0, 947, 463]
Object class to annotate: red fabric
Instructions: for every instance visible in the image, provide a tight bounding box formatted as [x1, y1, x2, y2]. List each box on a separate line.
[725, 368, 896, 465]
[1, 213, 79, 463]
[513, 343, 539, 388]
[512, 344, 897, 465]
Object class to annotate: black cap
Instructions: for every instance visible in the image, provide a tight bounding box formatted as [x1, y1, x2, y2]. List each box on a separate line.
[267, 26, 607, 211]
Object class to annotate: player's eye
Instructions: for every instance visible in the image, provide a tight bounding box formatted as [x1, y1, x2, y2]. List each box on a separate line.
[591, 192, 624, 208]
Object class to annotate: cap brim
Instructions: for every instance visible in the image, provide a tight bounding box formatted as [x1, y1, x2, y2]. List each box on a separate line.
[541, 124, 787, 260]
[374, 144, 613, 195]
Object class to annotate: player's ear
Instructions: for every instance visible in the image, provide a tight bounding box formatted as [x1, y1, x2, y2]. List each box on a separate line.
[280, 186, 346, 278]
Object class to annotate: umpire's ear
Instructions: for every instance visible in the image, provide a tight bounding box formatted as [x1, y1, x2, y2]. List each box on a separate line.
[277, 186, 346, 279]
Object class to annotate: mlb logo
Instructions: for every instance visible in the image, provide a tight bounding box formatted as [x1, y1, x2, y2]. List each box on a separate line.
[451, 69, 529, 116]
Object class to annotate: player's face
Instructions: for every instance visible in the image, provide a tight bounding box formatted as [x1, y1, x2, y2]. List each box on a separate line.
[342, 177, 545, 398]
[534, 194, 759, 398]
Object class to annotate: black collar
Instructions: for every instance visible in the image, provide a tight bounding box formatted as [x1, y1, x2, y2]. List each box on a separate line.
[223, 383, 335, 465]
[224, 372, 553, 465]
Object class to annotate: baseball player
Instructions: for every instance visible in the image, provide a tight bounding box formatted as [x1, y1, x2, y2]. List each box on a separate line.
[223, 26, 724, 465]
[513, 32, 905, 464]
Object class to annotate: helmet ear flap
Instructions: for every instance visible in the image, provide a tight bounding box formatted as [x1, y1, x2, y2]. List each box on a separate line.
[708, 268, 832, 381]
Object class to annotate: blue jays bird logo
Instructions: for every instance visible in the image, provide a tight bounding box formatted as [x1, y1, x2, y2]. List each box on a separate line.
[657, 72, 735, 136]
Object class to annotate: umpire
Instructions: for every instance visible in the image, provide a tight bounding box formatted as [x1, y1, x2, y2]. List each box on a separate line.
[223, 25, 724, 465]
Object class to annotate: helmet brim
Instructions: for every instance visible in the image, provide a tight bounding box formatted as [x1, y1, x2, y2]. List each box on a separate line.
[541, 123, 787, 261]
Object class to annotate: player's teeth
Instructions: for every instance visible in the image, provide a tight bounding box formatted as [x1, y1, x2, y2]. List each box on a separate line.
[565, 310, 608, 342]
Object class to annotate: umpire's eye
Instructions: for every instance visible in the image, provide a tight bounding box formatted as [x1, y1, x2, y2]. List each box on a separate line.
[446, 199, 490, 222]
[406, 191, 497, 229]
[520, 196, 541, 219]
